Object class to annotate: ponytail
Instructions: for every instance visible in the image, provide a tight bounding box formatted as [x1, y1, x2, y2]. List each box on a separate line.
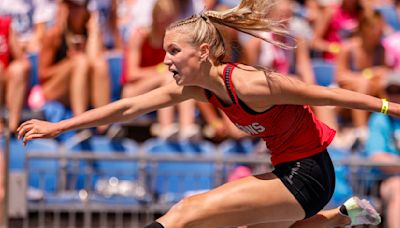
[203, 0, 294, 49]
[167, 0, 294, 63]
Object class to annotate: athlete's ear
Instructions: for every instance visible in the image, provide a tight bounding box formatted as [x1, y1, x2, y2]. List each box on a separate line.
[199, 43, 210, 62]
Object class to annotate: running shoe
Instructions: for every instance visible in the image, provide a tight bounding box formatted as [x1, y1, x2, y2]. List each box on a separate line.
[344, 196, 381, 227]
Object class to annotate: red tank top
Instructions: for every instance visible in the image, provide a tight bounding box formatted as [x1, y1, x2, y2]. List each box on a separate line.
[0, 16, 11, 67]
[205, 64, 336, 166]
[121, 36, 166, 84]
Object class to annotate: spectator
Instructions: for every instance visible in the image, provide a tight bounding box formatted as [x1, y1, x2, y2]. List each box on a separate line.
[244, 0, 338, 131]
[117, 0, 156, 43]
[121, 0, 198, 139]
[0, 0, 57, 52]
[311, 0, 364, 62]
[365, 71, 400, 228]
[87, 0, 122, 51]
[38, 0, 110, 133]
[336, 10, 389, 145]
[0, 16, 31, 133]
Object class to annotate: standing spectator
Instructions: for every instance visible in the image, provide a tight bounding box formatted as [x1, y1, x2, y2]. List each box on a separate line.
[365, 71, 400, 228]
[0, 16, 31, 133]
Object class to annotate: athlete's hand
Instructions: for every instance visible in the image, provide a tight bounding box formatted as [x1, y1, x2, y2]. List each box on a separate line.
[17, 119, 62, 145]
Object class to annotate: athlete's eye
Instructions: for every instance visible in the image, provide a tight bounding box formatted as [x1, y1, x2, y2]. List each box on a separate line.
[169, 48, 180, 55]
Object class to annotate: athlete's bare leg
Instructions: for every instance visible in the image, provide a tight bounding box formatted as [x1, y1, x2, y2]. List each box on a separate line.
[290, 208, 350, 228]
[156, 173, 305, 228]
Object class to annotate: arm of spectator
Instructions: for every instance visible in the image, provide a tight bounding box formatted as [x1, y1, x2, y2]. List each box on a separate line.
[295, 37, 316, 85]
[38, 28, 72, 81]
[335, 40, 362, 83]
[8, 28, 24, 60]
[110, 0, 122, 50]
[311, 6, 335, 52]
[370, 153, 400, 174]
[86, 12, 102, 58]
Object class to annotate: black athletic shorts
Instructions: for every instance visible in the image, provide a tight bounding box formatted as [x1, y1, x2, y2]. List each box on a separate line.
[272, 150, 335, 219]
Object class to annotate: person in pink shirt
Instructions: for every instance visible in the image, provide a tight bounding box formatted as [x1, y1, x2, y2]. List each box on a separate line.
[312, 0, 364, 62]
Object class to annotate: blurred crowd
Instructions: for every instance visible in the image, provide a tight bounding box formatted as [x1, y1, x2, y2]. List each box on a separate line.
[1, 0, 400, 226]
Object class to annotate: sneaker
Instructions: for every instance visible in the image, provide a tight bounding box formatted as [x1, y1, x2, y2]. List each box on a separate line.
[344, 196, 381, 227]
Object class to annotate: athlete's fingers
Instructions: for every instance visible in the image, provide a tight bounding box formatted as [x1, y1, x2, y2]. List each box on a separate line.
[18, 123, 34, 140]
[17, 119, 35, 132]
[23, 133, 43, 146]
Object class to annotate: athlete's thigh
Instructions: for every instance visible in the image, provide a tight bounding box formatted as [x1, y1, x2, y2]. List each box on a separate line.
[184, 172, 305, 227]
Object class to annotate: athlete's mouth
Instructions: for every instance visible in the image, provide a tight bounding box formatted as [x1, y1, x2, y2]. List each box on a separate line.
[171, 69, 179, 78]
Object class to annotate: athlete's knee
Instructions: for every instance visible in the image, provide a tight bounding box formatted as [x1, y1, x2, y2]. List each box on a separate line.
[166, 196, 206, 227]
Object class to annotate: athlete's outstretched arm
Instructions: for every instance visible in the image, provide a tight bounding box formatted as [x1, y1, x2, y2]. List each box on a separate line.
[17, 83, 205, 144]
[261, 73, 400, 117]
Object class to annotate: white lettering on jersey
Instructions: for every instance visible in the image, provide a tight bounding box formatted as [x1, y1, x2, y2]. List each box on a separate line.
[234, 122, 266, 135]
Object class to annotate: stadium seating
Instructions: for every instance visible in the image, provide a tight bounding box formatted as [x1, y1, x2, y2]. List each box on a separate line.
[7, 137, 60, 193]
[143, 139, 215, 205]
[312, 59, 336, 87]
[377, 5, 400, 32]
[66, 136, 139, 190]
[106, 53, 123, 101]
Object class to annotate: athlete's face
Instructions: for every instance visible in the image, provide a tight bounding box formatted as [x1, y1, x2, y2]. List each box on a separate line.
[163, 30, 204, 86]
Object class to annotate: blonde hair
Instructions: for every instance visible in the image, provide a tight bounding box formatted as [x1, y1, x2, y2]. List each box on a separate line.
[167, 0, 294, 64]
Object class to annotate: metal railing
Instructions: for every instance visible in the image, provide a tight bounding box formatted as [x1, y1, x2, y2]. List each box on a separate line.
[6, 149, 400, 228]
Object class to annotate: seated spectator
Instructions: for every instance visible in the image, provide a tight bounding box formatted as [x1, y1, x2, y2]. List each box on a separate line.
[0, 16, 31, 133]
[0, 0, 57, 52]
[311, 0, 364, 62]
[38, 0, 110, 133]
[336, 10, 390, 144]
[121, 0, 198, 139]
[244, 0, 338, 132]
[87, 0, 122, 51]
[365, 71, 400, 228]
[117, 0, 156, 43]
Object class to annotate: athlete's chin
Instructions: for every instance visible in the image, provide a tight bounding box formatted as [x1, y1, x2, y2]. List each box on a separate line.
[175, 79, 184, 86]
